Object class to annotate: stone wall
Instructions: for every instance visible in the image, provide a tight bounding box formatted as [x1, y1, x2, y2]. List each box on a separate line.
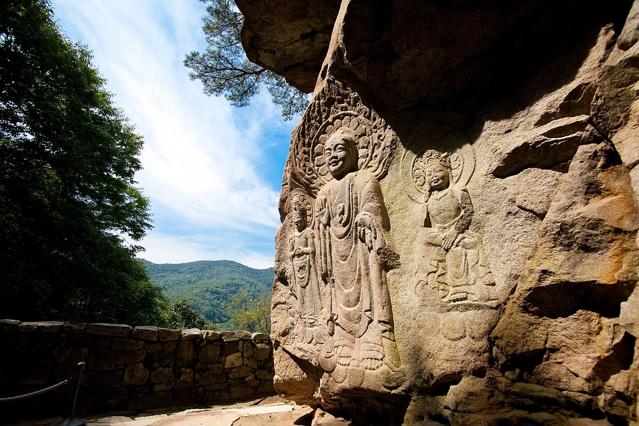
[0, 319, 274, 420]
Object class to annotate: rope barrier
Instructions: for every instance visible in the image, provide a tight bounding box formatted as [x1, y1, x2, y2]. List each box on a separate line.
[0, 378, 72, 402]
[0, 361, 86, 425]
[0, 362, 85, 404]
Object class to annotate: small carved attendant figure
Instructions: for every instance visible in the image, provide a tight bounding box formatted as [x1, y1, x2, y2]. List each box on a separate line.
[315, 128, 402, 388]
[288, 192, 322, 345]
[418, 150, 495, 305]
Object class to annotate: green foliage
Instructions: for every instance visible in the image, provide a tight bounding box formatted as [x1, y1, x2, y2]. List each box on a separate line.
[165, 299, 213, 330]
[184, 0, 308, 119]
[0, 0, 165, 325]
[142, 260, 273, 327]
[225, 289, 271, 333]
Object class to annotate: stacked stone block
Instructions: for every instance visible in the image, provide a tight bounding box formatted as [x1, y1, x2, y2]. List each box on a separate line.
[0, 319, 274, 418]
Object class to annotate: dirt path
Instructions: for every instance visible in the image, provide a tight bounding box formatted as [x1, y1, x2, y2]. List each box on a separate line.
[85, 397, 313, 426]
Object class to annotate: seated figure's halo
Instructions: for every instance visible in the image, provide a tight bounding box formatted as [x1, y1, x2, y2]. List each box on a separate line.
[401, 139, 476, 202]
[310, 111, 397, 188]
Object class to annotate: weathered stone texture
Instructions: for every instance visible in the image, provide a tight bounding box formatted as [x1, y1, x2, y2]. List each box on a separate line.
[17, 321, 64, 333]
[256, 0, 639, 423]
[225, 352, 244, 369]
[236, 0, 341, 93]
[133, 325, 159, 341]
[0, 321, 274, 420]
[158, 327, 181, 341]
[86, 323, 132, 337]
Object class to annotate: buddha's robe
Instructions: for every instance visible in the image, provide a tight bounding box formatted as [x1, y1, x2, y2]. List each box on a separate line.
[316, 169, 393, 349]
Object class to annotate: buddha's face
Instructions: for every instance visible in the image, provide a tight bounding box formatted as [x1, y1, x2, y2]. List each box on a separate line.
[425, 164, 450, 190]
[324, 134, 357, 180]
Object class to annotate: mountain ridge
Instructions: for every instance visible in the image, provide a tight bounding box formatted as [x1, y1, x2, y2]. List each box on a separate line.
[140, 259, 274, 324]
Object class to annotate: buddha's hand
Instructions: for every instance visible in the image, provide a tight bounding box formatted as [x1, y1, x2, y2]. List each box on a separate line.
[442, 229, 459, 251]
[356, 215, 377, 251]
[316, 196, 329, 226]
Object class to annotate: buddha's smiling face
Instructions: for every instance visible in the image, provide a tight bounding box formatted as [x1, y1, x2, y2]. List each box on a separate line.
[426, 163, 450, 190]
[324, 133, 357, 180]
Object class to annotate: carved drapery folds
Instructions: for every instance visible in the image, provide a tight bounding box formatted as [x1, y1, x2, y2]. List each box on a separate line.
[273, 77, 508, 413]
[314, 128, 403, 390]
[287, 189, 323, 346]
[273, 78, 500, 399]
[274, 79, 404, 393]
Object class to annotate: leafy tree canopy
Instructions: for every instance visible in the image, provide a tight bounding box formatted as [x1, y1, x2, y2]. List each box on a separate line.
[184, 0, 308, 120]
[165, 299, 214, 330]
[0, 0, 165, 325]
[225, 289, 271, 333]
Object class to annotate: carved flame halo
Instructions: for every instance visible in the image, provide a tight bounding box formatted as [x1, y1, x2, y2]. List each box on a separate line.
[309, 111, 397, 192]
[401, 140, 476, 202]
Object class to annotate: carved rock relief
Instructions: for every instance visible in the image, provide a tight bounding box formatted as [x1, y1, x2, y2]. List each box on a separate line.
[276, 79, 405, 391]
[401, 146, 498, 313]
[288, 78, 397, 197]
[260, 2, 639, 421]
[315, 128, 404, 390]
[276, 78, 506, 390]
[287, 189, 324, 347]
[276, 79, 501, 398]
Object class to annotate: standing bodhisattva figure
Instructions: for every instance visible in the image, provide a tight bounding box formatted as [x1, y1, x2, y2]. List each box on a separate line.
[315, 127, 401, 388]
[288, 191, 322, 345]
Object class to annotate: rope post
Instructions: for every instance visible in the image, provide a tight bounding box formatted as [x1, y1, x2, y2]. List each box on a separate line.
[58, 362, 86, 426]
[71, 362, 85, 418]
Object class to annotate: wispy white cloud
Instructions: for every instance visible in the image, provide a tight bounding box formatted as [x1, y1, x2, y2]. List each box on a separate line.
[52, 0, 293, 266]
[141, 232, 276, 269]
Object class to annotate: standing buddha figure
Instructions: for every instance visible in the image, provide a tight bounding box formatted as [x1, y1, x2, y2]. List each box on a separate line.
[315, 127, 401, 387]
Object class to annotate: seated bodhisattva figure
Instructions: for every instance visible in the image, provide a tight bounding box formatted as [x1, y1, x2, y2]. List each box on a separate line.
[287, 192, 322, 345]
[315, 127, 402, 388]
[418, 150, 494, 305]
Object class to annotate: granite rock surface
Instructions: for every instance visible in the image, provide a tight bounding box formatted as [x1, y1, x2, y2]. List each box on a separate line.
[247, 0, 639, 423]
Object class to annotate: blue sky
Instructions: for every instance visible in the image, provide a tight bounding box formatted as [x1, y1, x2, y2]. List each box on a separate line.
[51, 0, 295, 269]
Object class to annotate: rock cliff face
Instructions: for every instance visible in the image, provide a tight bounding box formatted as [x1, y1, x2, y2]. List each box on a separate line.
[238, 0, 639, 423]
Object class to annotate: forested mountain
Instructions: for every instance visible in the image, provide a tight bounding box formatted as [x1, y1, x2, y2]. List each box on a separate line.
[141, 260, 273, 324]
